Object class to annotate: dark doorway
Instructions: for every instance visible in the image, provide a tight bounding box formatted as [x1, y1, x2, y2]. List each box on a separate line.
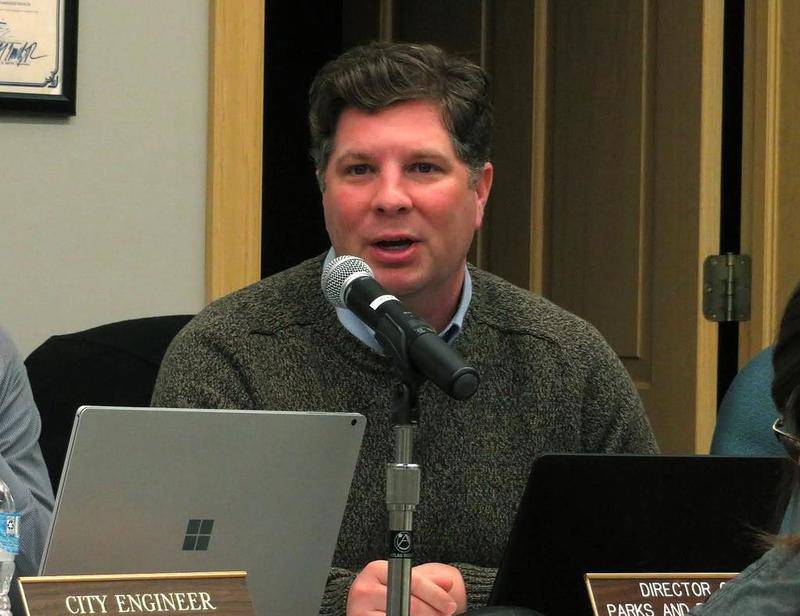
[717, 0, 745, 405]
[261, 1, 344, 276]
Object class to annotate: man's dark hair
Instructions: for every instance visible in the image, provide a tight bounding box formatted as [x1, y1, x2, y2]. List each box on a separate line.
[308, 41, 492, 183]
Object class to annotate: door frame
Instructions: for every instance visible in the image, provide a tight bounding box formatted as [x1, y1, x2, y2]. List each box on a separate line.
[206, 0, 265, 302]
[739, 0, 800, 364]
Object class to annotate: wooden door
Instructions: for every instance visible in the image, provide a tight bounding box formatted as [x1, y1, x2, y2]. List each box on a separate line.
[542, 0, 723, 453]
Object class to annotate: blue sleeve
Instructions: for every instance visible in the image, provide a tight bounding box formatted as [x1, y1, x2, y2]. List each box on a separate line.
[710, 347, 783, 456]
[687, 547, 800, 615]
[0, 328, 54, 578]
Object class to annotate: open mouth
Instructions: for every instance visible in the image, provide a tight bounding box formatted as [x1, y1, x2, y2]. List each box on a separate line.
[374, 238, 415, 251]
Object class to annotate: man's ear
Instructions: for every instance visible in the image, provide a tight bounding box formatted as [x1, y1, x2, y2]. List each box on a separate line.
[473, 162, 493, 227]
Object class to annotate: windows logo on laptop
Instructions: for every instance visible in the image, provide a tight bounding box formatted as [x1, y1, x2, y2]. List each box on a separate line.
[182, 519, 214, 551]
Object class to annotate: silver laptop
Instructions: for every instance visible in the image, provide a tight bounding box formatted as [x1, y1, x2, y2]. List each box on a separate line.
[39, 406, 365, 616]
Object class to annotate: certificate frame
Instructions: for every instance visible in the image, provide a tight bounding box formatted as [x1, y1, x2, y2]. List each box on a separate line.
[0, 0, 78, 114]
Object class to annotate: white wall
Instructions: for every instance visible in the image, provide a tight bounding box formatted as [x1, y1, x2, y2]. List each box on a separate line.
[0, 1, 208, 357]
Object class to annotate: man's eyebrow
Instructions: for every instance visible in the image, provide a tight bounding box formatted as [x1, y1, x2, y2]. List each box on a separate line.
[331, 149, 451, 164]
[333, 151, 372, 162]
[409, 149, 449, 159]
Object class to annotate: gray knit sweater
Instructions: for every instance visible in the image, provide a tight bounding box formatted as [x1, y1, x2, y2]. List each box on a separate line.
[152, 255, 658, 614]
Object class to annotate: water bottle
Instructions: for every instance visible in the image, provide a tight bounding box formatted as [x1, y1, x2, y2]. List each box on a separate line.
[0, 479, 19, 616]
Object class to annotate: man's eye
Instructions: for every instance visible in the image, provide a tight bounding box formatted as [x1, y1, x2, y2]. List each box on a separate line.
[412, 162, 436, 173]
[347, 164, 371, 175]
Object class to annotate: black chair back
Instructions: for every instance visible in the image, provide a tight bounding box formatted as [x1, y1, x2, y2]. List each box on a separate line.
[24, 315, 193, 490]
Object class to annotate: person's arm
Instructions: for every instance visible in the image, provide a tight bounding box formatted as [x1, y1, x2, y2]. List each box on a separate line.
[449, 329, 654, 611]
[320, 567, 356, 615]
[151, 322, 255, 411]
[0, 329, 54, 578]
[576, 326, 659, 454]
[453, 563, 496, 611]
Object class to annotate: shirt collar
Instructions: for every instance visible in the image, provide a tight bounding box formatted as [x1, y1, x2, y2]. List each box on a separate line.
[323, 248, 472, 353]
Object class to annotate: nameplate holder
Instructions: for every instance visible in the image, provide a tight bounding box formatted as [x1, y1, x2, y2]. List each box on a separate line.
[584, 572, 737, 616]
[18, 571, 255, 616]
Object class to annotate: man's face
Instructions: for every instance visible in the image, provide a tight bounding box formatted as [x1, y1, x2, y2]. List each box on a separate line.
[321, 99, 492, 316]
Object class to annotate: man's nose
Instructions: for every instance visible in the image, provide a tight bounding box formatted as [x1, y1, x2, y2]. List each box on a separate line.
[371, 171, 413, 213]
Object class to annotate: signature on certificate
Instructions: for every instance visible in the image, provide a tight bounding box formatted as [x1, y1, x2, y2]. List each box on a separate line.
[0, 19, 47, 66]
[0, 39, 45, 65]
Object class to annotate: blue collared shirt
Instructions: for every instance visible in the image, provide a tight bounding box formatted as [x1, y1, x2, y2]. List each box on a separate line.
[323, 248, 472, 353]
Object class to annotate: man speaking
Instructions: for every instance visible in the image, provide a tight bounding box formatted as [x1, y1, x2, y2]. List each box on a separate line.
[152, 42, 658, 616]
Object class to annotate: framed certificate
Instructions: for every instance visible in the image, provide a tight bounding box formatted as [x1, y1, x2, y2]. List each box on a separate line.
[0, 0, 78, 114]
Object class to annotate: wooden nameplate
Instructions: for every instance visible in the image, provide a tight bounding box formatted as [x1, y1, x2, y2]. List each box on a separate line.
[585, 572, 737, 616]
[18, 571, 255, 615]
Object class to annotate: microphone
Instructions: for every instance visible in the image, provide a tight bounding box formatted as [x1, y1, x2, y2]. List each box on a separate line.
[321, 255, 480, 401]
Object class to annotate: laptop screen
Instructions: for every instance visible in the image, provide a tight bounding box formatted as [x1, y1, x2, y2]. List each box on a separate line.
[490, 453, 785, 616]
[40, 406, 365, 616]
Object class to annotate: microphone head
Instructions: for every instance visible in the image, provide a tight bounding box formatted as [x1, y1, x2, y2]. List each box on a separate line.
[321, 255, 374, 308]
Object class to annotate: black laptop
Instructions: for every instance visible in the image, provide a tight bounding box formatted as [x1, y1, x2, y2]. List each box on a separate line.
[489, 453, 786, 616]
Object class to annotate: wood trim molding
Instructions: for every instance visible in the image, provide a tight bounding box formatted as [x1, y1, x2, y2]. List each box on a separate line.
[739, 0, 781, 363]
[694, 0, 724, 451]
[206, 0, 265, 302]
[379, 0, 393, 41]
[529, 0, 551, 294]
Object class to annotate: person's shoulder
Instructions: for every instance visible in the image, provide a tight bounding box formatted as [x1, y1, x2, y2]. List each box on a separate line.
[688, 546, 800, 615]
[0, 326, 20, 375]
[176, 255, 329, 347]
[736, 346, 774, 382]
[468, 265, 606, 349]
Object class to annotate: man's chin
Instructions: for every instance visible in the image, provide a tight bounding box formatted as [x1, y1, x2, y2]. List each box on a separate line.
[371, 272, 423, 301]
